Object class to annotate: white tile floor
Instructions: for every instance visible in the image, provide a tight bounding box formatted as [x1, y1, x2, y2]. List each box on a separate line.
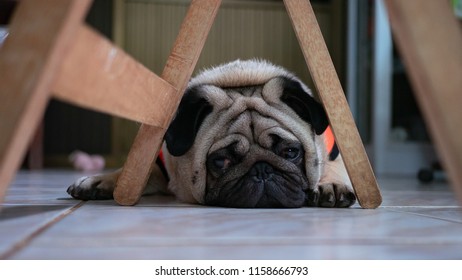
[1, 169, 461, 259]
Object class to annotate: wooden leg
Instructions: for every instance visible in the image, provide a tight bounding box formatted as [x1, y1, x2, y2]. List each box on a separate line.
[385, 0, 462, 204]
[0, 0, 92, 204]
[284, 0, 382, 209]
[52, 25, 177, 127]
[113, 0, 222, 205]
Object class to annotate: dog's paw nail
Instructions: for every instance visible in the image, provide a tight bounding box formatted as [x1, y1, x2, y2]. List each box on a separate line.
[306, 189, 319, 207]
[320, 192, 335, 207]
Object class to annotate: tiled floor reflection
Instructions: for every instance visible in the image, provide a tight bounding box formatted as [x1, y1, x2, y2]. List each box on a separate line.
[1, 170, 461, 259]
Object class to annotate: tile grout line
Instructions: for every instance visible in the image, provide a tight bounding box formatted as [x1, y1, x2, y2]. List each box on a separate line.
[384, 208, 462, 224]
[0, 201, 86, 260]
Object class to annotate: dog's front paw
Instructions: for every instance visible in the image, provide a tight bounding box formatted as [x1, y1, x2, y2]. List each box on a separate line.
[67, 174, 115, 200]
[306, 182, 356, 208]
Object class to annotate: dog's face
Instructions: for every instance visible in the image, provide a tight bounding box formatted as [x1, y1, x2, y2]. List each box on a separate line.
[163, 60, 330, 208]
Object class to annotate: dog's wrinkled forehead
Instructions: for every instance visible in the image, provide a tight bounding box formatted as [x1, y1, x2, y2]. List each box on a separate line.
[187, 60, 321, 152]
[187, 59, 312, 110]
[165, 59, 328, 158]
[189, 59, 309, 92]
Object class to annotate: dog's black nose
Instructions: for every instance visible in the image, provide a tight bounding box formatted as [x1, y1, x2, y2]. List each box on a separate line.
[250, 162, 274, 182]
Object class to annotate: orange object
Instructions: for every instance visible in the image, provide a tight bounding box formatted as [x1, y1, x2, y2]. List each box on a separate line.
[324, 126, 335, 155]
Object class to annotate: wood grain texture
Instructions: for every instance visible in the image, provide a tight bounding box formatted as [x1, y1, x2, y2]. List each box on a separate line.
[114, 0, 222, 205]
[284, 0, 382, 208]
[53, 25, 177, 128]
[0, 0, 92, 204]
[385, 0, 462, 204]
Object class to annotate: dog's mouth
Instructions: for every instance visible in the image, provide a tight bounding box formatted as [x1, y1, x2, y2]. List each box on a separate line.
[204, 161, 309, 208]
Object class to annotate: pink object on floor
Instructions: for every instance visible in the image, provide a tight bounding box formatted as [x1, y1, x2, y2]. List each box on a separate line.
[69, 150, 105, 172]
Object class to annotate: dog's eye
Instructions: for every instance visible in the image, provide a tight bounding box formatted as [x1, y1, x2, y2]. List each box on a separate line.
[281, 147, 300, 160]
[213, 157, 232, 170]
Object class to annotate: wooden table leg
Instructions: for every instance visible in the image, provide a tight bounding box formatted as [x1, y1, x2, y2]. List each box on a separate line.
[114, 0, 222, 205]
[385, 0, 462, 204]
[284, 0, 382, 209]
[0, 0, 92, 204]
[53, 25, 176, 127]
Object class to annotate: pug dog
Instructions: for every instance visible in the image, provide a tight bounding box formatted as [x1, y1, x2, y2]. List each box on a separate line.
[67, 59, 356, 208]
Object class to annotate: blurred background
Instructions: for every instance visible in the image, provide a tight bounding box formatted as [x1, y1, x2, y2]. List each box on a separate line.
[1, 0, 461, 178]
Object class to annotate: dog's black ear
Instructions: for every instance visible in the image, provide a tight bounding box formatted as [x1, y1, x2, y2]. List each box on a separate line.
[165, 86, 213, 156]
[280, 78, 329, 135]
